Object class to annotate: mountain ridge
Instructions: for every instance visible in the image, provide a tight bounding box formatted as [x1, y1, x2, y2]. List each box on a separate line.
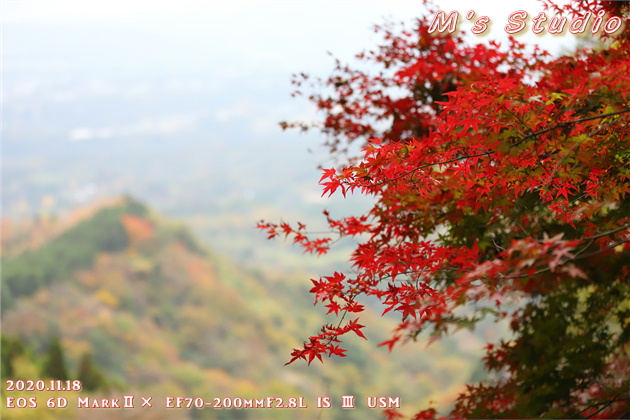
[1, 197, 483, 419]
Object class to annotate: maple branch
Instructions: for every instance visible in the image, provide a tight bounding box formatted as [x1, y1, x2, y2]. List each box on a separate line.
[319, 291, 362, 357]
[302, 230, 338, 235]
[357, 107, 630, 188]
[503, 238, 629, 280]
[574, 239, 630, 260]
[540, 124, 605, 193]
[573, 239, 596, 260]
[372, 269, 428, 283]
[364, 150, 493, 187]
[617, 409, 630, 420]
[498, 101, 536, 140]
[580, 223, 630, 241]
[583, 395, 630, 419]
[525, 107, 630, 144]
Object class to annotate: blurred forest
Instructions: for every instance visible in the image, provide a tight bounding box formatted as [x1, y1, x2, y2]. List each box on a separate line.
[1, 197, 498, 419]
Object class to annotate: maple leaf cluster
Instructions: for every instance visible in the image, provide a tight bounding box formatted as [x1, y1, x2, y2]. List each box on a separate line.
[260, 1, 630, 418]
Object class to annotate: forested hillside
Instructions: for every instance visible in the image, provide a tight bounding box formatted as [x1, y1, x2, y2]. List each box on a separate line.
[1, 197, 487, 419]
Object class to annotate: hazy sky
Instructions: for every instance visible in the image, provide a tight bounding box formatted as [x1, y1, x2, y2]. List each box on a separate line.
[1, 0, 584, 168]
[0, 0, 587, 250]
[2, 0, 581, 135]
[3, 0, 578, 78]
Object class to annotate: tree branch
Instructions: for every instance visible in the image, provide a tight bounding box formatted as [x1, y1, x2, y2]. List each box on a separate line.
[357, 107, 630, 188]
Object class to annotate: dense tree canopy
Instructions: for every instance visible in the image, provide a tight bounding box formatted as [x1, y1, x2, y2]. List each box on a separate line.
[260, 1, 630, 418]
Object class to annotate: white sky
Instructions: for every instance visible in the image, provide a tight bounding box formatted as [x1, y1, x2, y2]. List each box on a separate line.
[2, 0, 580, 77]
[0, 0, 586, 148]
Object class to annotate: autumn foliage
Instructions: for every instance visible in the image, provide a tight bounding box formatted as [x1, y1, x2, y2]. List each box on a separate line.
[259, 1, 630, 418]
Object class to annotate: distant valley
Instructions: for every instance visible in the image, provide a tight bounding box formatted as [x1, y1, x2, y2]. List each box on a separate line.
[1, 197, 486, 419]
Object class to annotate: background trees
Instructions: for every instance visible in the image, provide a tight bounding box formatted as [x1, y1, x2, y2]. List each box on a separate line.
[41, 337, 69, 381]
[260, 1, 630, 417]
